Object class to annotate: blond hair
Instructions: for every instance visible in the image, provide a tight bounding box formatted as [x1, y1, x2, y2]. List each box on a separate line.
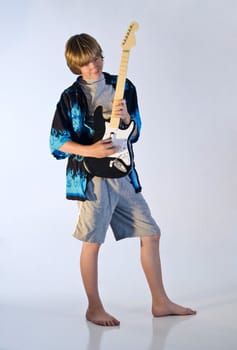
[65, 33, 103, 74]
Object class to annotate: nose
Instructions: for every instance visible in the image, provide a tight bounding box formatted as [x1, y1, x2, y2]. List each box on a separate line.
[88, 60, 97, 70]
[88, 61, 96, 67]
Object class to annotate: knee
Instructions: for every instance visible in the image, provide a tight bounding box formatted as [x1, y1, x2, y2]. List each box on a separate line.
[140, 234, 160, 247]
[81, 241, 101, 253]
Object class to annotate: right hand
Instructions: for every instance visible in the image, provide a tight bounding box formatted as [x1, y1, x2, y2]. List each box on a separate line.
[86, 137, 119, 158]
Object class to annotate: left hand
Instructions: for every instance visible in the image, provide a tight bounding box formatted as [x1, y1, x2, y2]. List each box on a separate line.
[112, 99, 131, 125]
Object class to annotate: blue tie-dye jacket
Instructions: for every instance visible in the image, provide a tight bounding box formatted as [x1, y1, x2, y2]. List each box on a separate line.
[50, 72, 142, 201]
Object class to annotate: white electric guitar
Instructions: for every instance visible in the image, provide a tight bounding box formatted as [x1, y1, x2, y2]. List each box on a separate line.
[83, 22, 139, 178]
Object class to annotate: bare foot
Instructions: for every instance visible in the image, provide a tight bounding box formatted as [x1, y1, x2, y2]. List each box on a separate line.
[152, 300, 197, 317]
[86, 307, 120, 327]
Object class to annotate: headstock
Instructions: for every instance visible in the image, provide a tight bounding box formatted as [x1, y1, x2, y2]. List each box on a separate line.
[121, 21, 139, 50]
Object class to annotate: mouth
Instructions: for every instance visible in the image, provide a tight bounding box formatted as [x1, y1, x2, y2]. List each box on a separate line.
[90, 69, 101, 76]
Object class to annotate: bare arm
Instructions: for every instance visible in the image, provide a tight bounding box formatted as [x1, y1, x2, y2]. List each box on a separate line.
[59, 99, 137, 158]
[112, 99, 138, 135]
[59, 138, 119, 158]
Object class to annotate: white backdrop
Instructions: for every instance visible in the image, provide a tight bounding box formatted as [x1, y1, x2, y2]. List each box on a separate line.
[1, 0, 236, 323]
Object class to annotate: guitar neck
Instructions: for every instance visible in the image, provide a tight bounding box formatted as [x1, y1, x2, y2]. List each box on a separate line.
[110, 50, 130, 128]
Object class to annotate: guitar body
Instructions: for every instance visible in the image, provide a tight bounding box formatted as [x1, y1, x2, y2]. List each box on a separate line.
[84, 106, 135, 178]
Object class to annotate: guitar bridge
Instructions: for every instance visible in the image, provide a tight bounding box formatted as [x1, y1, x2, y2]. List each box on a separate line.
[109, 159, 127, 173]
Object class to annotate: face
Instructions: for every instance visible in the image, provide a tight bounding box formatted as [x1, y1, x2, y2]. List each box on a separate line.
[79, 56, 103, 80]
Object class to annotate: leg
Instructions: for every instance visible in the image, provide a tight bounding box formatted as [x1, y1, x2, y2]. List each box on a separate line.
[80, 242, 120, 326]
[140, 235, 196, 317]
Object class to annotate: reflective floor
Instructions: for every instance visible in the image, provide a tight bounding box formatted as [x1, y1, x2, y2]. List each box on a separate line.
[1, 291, 236, 350]
[1, 213, 236, 349]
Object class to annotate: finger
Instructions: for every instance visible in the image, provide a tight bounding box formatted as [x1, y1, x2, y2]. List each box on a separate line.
[114, 105, 124, 113]
[101, 137, 112, 144]
[106, 146, 119, 155]
[112, 99, 123, 107]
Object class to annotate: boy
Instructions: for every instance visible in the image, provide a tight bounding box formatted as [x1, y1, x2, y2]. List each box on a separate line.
[50, 33, 196, 326]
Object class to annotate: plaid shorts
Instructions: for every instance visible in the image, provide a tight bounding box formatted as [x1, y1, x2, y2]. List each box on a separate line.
[73, 175, 160, 243]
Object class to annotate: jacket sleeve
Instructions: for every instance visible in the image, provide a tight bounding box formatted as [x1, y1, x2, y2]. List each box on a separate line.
[124, 79, 142, 143]
[49, 91, 72, 160]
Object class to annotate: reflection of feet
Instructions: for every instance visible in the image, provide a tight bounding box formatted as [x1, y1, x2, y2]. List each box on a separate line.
[86, 308, 120, 327]
[152, 300, 197, 317]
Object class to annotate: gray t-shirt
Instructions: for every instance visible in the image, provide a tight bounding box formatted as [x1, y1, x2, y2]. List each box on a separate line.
[79, 73, 115, 120]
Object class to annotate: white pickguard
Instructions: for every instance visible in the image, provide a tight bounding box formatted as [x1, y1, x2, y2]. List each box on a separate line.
[103, 121, 135, 166]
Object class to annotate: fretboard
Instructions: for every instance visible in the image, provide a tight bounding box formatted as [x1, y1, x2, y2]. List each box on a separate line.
[110, 50, 130, 128]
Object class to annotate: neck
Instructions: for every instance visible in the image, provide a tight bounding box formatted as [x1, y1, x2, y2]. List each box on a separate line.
[82, 73, 104, 84]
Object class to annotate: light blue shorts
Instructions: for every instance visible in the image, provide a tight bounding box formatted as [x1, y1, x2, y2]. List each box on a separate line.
[73, 176, 160, 244]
